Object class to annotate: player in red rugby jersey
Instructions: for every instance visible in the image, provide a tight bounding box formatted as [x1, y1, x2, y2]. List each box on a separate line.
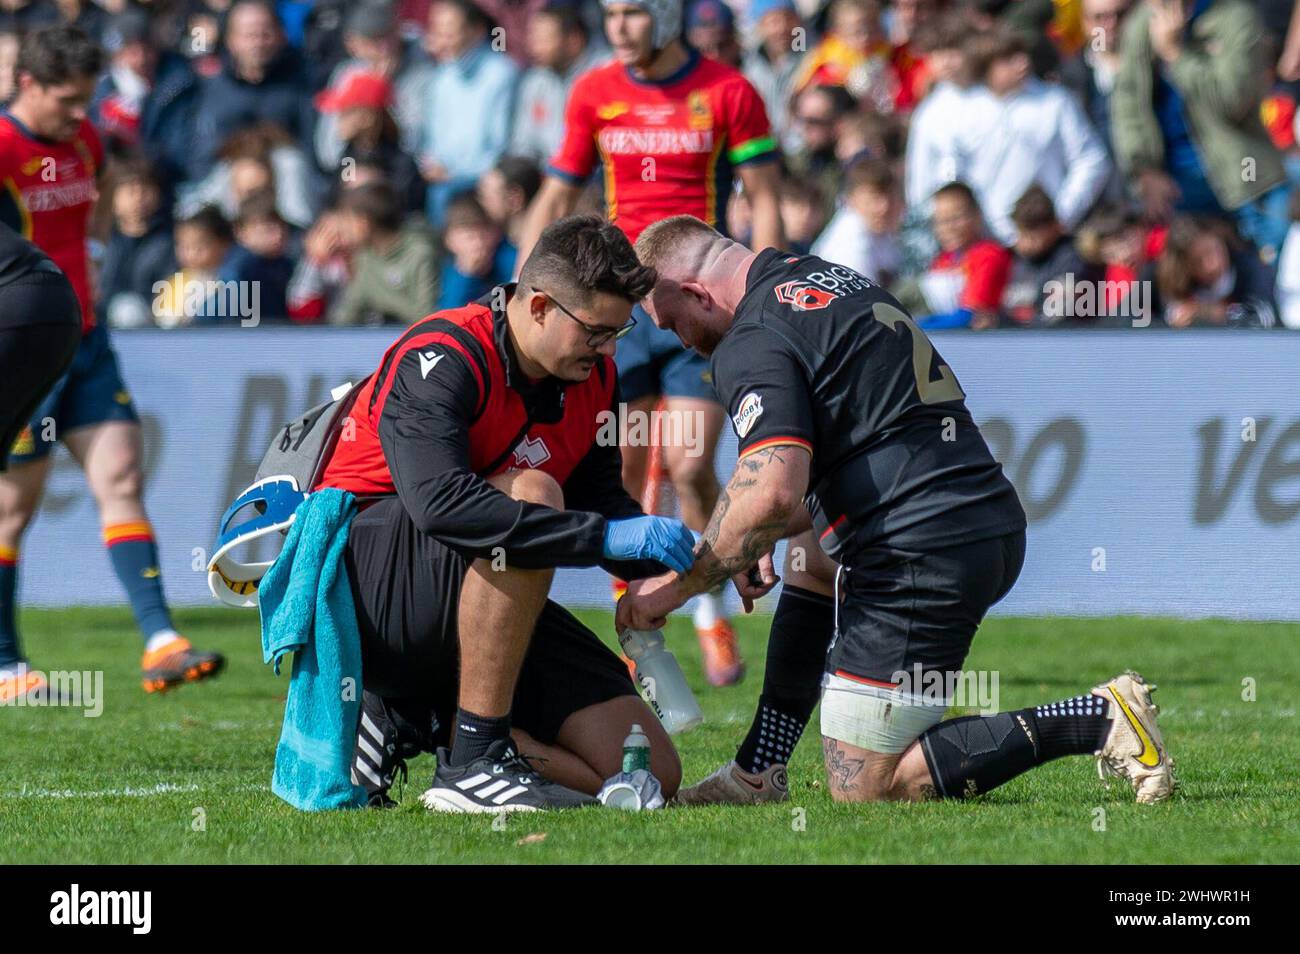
[518, 0, 784, 686]
[0, 26, 224, 701]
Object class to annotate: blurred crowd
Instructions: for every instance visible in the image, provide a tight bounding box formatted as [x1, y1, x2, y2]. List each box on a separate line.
[4, 0, 1300, 329]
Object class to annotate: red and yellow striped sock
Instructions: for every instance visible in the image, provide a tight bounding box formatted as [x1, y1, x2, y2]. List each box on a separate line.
[0, 544, 19, 667]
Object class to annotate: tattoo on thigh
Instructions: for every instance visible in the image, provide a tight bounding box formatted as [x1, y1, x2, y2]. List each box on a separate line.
[917, 783, 939, 802]
[822, 737, 864, 792]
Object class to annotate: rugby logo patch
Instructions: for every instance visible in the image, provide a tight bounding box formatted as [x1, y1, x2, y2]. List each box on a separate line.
[732, 392, 764, 438]
[774, 280, 836, 311]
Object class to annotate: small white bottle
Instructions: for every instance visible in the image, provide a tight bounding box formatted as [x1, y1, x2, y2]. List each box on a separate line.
[618, 629, 704, 734]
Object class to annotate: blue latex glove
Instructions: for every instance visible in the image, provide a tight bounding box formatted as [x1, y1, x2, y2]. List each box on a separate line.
[603, 516, 696, 574]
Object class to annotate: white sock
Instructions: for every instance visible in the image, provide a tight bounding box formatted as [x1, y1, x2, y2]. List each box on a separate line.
[693, 591, 723, 630]
[145, 630, 183, 653]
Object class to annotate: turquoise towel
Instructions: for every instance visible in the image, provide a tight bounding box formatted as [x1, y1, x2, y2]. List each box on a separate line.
[258, 488, 367, 811]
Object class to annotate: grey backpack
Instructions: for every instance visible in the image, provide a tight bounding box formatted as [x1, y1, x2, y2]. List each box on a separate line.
[254, 376, 369, 490]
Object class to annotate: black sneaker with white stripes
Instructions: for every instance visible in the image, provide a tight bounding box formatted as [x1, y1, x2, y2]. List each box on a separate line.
[420, 738, 597, 813]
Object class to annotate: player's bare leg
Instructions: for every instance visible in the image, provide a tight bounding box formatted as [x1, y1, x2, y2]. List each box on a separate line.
[821, 737, 933, 802]
[677, 528, 838, 805]
[65, 421, 223, 691]
[510, 696, 682, 797]
[618, 393, 658, 505]
[420, 468, 600, 812]
[663, 396, 742, 685]
[0, 456, 52, 701]
[454, 469, 560, 747]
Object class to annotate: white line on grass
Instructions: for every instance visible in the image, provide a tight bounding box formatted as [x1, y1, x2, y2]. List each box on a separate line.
[3, 782, 269, 799]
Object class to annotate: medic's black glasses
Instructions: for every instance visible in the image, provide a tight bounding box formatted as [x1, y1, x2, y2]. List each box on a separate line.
[535, 288, 637, 348]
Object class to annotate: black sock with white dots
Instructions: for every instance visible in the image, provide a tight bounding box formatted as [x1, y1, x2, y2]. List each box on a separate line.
[1030, 694, 1113, 759]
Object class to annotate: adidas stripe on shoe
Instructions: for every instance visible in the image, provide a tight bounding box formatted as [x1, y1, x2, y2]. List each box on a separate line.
[421, 738, 596, 813]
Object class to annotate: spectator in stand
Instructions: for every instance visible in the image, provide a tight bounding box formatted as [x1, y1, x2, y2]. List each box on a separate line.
[98, 157, 177, 329]
[189, 0, 316, 180]
[316, 70, 424, 216]
[686, 0, 742, 67]
[1001, 185, 1098, 325]
[436, 192, 514, 310]
[477, 155, 542, 251]
[177, 123, 321, 231]
[229, 153, 275, 206]
[180, 4, 224, 79]
[510, 2, 603, 165]
[1061, 0, 1128, 150]
[742, 0, 805, 150]
[215, 190, 294, 323]
[778, 176, 829, 253]
[1077, 201, 1166, 318]
[904, 12, 971, 209]
[812, 156, 904, 283]
[413, 0, 519, 226]
[1153, 214, 1278, 326]
[91, 10, 201, 185]
[331, 181, 439, 324]
[795, 0, 898, 113]
[313, 1, 434, 172]
[1112, 0, 1290, 261]
[154, 205, 234, 327]
[895, 180, 1012, 328]
[49, 0, 111, 43]
[836, 107, 906, 166]
[787, 83, 858, 222]
[953, 28, 1111, 246]
[477, 0, 550, 67]
[897, 12, 973, 278]
[300, 0, 355, 89]
[286, 205, 353, 324]
[965, 0, 1062, 77]
[883, 0, 937, 112]
[1276, 187, 1300, 327]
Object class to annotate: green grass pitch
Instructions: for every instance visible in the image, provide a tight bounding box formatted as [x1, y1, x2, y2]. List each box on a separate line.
[2, 607, 1298, 864]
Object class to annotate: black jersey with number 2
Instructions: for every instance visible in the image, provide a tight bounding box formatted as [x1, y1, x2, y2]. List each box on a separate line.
[711, 248, 1026, 560]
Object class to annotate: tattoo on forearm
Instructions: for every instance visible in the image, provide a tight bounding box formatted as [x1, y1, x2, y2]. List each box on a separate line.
[688, 448, 794, 589]
[822, 737, 864, 793]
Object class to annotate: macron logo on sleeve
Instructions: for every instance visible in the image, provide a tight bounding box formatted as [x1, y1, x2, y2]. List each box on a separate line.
[419, 351, 445, 380]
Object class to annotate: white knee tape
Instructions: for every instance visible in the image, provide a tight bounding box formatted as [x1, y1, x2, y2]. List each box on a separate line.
[819, 674, 948, 754]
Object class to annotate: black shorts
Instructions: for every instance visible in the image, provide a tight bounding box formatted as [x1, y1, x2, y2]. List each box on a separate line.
[827, 529, 1026, 684]
[344, 496, 637, 747]
[0, 275, 81, 471]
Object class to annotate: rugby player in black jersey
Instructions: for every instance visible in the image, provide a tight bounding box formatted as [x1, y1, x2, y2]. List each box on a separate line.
[621, 215, 1175, 805]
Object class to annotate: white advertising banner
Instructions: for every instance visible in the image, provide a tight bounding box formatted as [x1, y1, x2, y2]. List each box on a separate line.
[17, 328, 1299, 621]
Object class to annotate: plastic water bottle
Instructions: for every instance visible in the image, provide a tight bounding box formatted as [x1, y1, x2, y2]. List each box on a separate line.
[618, 628, 704, 734]
[621, 724, 651, 773]
[598, 725, 660, 811]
